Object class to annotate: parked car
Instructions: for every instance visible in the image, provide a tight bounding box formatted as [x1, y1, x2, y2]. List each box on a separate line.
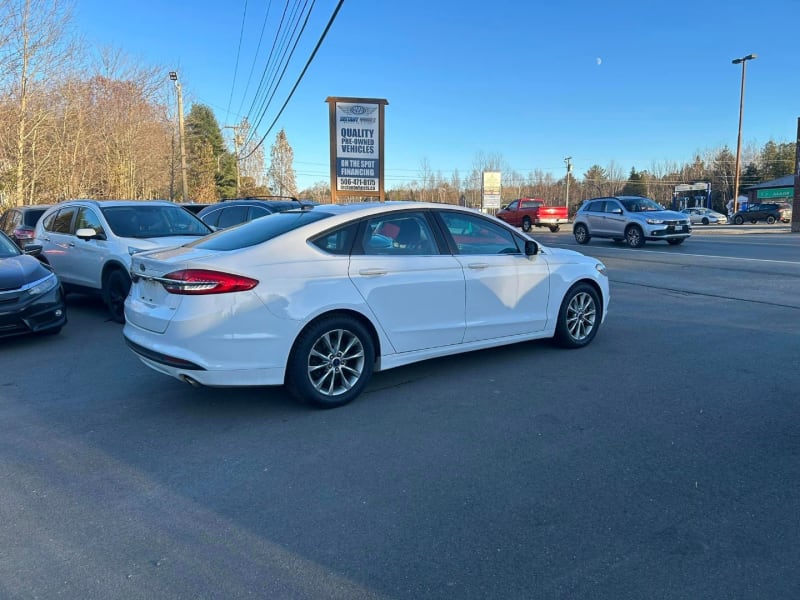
[124, 202, 610, 409]
[573, 195, 691, 248]
[34, 200, 213, 323]
[178, 202, 212, 215]
[0, 204, 53, 249]
[730, 202, 785, 225]
[680, 207, 728, 225]
[0, 231, 66, 338]
[197, 196, 315, 229]
[778, 202, 793, 223]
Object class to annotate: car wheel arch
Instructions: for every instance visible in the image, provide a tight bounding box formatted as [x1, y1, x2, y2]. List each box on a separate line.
[286, 308, 382, 374]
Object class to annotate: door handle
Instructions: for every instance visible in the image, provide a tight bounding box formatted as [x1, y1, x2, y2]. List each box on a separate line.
[467, 263, 489, 270]
[68, 242, 75, 247]
[358, 268, 388, 276]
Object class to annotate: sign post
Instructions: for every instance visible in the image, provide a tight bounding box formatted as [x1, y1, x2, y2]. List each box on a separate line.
[326, 96, 388, 203]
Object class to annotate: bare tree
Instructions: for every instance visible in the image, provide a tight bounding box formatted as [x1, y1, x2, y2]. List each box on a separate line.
[0, 0, 75, 205]
[267, 128, 297, 197]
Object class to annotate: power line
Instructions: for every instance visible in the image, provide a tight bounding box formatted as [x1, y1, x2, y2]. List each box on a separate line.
[239, 0, 344, 161]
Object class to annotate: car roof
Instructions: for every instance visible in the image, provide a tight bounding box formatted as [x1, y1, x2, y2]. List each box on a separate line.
[48, 199, 181, 208]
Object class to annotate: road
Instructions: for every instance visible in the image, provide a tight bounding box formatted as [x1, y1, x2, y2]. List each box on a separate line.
[1, 230, 798, 599]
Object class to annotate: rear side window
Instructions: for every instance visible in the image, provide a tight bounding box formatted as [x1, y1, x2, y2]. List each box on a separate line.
[51, 207, 77, 233]
[310, 222, 359, 255]
[190, 210, 334, 251]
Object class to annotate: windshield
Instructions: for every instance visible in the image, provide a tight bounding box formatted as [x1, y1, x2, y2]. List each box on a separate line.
[620, 197, 663, 212]
[188, 209, 335, 251]
[101, 205, 212, 239]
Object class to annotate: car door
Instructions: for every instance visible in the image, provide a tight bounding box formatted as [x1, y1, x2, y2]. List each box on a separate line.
[69, 206, 110, 288]
[39, 206, 79, 283]
[348, 211, 466, 353]
[603, 199, 627, 237]
[437, 211, 550, 342]
[582, 200, 609, 235]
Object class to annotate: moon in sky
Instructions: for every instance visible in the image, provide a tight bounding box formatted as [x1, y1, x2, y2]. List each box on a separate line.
[596, 57, 602, 66]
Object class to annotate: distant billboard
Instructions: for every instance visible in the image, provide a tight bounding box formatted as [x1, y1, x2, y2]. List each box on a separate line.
[482, 171, 502, 209]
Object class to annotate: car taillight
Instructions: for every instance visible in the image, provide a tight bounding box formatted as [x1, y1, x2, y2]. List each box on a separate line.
[160, 269, 259, 295]
[13, 227, 34, 240]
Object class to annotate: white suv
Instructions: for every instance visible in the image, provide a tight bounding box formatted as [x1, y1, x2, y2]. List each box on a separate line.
[34, 200, 212, 322]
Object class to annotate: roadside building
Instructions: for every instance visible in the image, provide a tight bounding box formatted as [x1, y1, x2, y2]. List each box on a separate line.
[743, 174, 794, 205]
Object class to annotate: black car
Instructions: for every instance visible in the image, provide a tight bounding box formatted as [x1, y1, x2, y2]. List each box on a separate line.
[731, 203, 784, 225]
[0, 204, 52, 249]
[197, 196, 315, 229]
[0, 231, 66, 338]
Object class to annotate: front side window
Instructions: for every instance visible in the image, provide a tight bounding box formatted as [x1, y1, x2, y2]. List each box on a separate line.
[217, 206, 249, 229]
[439, 212, 520, 255]
[76, 207, 106, 237]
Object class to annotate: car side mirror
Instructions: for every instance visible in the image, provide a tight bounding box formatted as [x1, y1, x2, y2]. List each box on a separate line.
[23, 243, 43, 256]
[76, 227, 105, 240]
[525, 240, 538, 256]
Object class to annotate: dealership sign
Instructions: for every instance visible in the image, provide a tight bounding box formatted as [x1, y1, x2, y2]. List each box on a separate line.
[326, 97, 388, 202]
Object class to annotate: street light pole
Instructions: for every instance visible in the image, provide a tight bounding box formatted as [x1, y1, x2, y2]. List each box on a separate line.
[169, 71, 189, 202]
[731, 54, 756, 215]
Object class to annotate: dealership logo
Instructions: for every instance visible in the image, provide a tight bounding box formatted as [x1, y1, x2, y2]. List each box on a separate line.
[341, 105, 377, 116]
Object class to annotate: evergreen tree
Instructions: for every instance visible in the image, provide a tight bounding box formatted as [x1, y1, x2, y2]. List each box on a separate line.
[267, 129, 297, 197]
[185, 104, 236, 199]
[621, 167, 648, 196]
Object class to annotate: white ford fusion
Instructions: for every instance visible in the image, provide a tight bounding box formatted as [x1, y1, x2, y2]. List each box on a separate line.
[124, 202, 610, 408]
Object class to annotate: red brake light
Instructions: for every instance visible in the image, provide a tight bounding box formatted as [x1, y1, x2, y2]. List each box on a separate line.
[13, 227, 34, 240]
[161, 269, 259, 295]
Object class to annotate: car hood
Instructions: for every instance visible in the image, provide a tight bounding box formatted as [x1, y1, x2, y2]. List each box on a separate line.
[542, 246, 585, 259]
[0, 255, 54, 291]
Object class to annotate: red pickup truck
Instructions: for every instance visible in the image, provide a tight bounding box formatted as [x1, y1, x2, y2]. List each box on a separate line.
[495, 198, 569, 232]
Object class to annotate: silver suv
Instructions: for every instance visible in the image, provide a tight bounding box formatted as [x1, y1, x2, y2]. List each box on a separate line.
[34, 200, 212, 322]
[573, 195, 691, 248]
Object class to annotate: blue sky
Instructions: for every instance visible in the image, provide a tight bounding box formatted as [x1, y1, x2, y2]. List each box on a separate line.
[73, 0, 800, 190]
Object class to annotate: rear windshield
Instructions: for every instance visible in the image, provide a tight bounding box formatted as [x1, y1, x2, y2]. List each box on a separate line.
[24, 209, 48, 226]
[188, 209, 335, 251]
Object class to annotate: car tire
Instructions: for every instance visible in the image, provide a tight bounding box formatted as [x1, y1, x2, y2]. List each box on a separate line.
[549, 225, 560, 233]
[522, 217, 532, 232]
[766, 216, 776, 224]
[573, 223, 590, 245]
[625, 225, 645, 248]
[667, 238, 684, 245]
[553, 283, 600, 349]
[733, 215, 744, 225]
[286, 315, 375, 409]
[701, 217, 709, 225]
[103, 269, 130, 324]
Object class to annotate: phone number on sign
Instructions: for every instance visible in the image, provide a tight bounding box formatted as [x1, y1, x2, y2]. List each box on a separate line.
[338, 178, 377, 191]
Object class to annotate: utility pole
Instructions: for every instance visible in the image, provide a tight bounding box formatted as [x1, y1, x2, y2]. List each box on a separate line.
[224, 125, 241, 196]
[731, 54, 756, 215]
[564, 156, 573, 214]
[169, 71, 189, 202]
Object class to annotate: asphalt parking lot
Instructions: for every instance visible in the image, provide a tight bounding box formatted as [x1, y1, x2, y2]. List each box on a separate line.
[1, 229, 798, 599]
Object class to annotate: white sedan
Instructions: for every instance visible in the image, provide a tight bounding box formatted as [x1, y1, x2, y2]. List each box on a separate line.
[124, 202, 610, 408]
[680, 207, 728, 225]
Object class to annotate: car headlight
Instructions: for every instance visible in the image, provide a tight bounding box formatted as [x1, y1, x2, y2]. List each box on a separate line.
[595, 262, 607, 276]
[646, 218, 665, 224]
[27, 273, 59, 296]
[128, 246, 146, 255]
